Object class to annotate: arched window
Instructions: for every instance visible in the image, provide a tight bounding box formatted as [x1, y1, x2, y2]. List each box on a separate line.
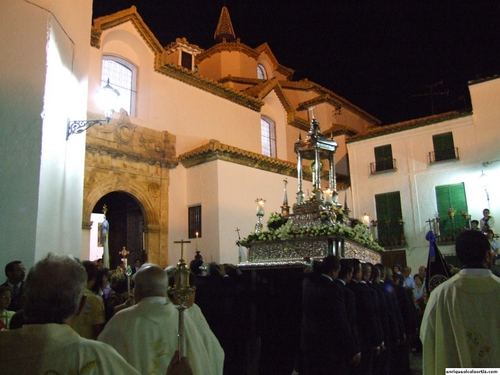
[257, 64, 267, 80]
[101, 56, 137, 117]
[261, 116, 276, 157]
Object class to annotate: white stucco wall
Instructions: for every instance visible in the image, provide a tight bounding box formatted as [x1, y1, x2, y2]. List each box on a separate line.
[347, 109, 500, 272]
[0, 0, 92, 270]
[168, 159, 314, 266]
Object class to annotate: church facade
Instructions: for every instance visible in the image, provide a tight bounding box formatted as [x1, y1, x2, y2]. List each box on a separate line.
[83, 6, 380, 266]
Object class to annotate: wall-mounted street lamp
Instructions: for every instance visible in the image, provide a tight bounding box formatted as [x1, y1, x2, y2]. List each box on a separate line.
[66, 79, 120, 140]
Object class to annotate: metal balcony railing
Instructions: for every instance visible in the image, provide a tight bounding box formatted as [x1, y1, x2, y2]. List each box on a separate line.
[370, 158, 397, 174]
[428, 147, 459, 164]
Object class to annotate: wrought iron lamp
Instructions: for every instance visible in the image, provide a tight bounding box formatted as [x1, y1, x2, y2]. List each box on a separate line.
[66, 79, 120, 139]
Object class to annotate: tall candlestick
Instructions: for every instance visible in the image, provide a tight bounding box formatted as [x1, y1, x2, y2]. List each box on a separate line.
[195, 232, 199, 250]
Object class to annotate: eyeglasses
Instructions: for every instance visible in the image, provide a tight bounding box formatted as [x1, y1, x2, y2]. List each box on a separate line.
[1, 296, 12, 300]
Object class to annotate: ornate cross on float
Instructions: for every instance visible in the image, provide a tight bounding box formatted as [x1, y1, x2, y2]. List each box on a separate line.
[294, 106, 339, 204]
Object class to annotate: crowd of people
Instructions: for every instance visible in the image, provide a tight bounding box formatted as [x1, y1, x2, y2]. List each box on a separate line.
[0, 209, 498, 375]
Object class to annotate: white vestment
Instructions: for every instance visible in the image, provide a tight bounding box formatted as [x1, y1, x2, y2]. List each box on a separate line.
[98, 296, 224, 375]
[0, 323, 139, 375]
[420, 269, 500, 375]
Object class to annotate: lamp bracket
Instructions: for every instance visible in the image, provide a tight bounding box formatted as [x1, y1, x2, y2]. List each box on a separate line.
[67, 119, 103, 140]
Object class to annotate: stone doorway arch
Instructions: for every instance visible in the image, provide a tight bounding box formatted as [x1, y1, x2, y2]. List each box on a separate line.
[82, 116, 177, 267]
[82, 175, 168, 267]
[91, 192, 146, 269]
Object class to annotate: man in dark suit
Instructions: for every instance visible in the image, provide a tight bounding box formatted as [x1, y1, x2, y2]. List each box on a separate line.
[301, 256, 360, 375]
[348, 259, 383, 375]
[1, 260, 26, 311]
[336, 259, 360, 375]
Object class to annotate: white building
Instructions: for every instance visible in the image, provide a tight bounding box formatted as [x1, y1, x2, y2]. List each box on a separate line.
[1, 4, 379, 269]
[347, 76, 500, 271]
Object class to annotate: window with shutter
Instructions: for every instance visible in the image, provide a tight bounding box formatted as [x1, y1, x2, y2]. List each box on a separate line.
[433, 132, 456, 161]
[375, 191, 405, 247]
[374, 145, 394, 172]
[435, 183, 468, 240]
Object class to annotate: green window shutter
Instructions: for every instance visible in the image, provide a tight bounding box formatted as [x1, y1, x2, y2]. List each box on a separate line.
[433, 132, 455, 161]
[435, 183, 468, 239]
[374, 144, 393, 171]
[375, 191, 404, 247]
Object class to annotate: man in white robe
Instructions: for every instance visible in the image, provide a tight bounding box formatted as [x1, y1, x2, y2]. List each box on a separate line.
[421, 230, 500, 374]
[98, 263, 224, 375]
[0, 254, 140, 375]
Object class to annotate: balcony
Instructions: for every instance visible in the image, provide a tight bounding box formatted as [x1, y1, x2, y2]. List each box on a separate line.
[428, 147, 459, 164]
[370, 158, 397, 174]
[373, 220, 406, 249]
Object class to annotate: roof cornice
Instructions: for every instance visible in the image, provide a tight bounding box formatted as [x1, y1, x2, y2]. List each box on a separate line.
[156, 64, 263, 112]
[347, 111, 471, 143]
[91, 6, 164, 68]
[179, 139, 298, 177]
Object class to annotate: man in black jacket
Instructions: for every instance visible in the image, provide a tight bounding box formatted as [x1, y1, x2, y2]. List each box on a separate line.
[301, 255, 360, 375]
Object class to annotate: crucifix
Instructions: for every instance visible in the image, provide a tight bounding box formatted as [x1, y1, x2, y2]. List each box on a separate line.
[235, 228, 247, 263]
[119, 247, 130, 268]
[425, 218, 434, 232]
[173, 239, 191, 262]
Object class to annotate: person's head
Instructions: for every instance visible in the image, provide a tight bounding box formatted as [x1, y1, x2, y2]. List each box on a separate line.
[414, 274, 423, 286]
[134, 259, 141, 268]
[82, 260, 99, 289]
[455, 230, 493, 268]
[0, 285, 12, 311]
[418, 265, 426, 278]
[321, 255, 340, 278]
[393, 264, 400, 274]
[403, 266, 411, 277]
[23, 254, 87, 324]
[483, 208, 490, 217]
[370, 265, 380, 282]
[110, 272, 128, 294]
[91, 267, 108, 294]
[351, 259, 362, 281]
[487, 229, 495, 240]
[5, 260, 26, 284]
[189, 259, 203, 275]
[374, 264, 387, 282]
[133, 263, 169, 302]
[392, 273, 404, 286]
[361, 262, 372, 281]
[338, 259, 353, 282]
[471, 220, 479, 229]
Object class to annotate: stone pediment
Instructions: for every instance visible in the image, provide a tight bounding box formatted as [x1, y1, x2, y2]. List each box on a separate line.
[85, 109, 178, 168]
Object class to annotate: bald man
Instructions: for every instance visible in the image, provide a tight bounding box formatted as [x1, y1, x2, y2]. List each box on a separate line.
[98, 263, 224, 375]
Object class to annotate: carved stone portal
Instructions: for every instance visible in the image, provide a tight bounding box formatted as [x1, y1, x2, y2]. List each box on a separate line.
[82, 110, 178, 267]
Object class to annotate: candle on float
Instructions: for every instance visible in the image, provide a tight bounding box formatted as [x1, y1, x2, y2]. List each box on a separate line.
[256, 200, 265, 215]
[362, 214, 370, 226]
[324, 189, 333, 204]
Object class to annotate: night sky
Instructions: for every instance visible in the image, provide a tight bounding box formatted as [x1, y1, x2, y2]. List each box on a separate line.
[93, 1, 500, 125]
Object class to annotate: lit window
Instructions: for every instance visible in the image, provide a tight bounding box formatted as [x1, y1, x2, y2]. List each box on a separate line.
[261, 117, 276, 157]
[435, 183, 468, 240]
[257, 64, 267, 79]
[101, 56, 137, 117]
